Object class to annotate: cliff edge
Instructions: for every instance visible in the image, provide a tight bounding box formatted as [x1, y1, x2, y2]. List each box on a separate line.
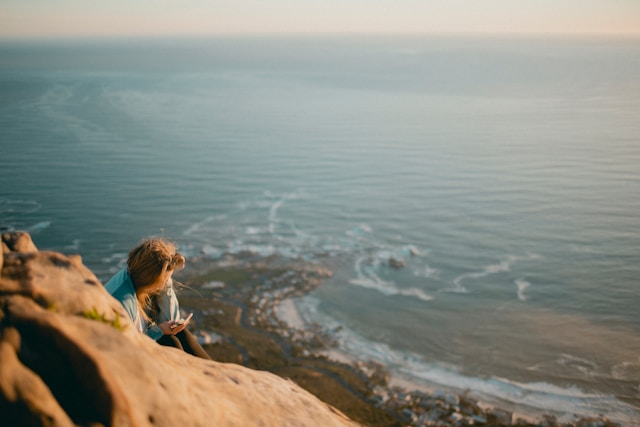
[0, 232, 360, 427]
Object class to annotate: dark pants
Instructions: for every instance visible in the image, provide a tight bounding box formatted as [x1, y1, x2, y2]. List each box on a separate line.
[157, 329, 212, 360]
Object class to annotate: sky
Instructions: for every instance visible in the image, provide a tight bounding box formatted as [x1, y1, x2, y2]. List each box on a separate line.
[1, 0, 639, 39]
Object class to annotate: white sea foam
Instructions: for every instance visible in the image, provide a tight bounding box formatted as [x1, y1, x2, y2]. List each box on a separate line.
[349, 256, 433, 301]
[27, 220, 51, 233]
[515, 278, 531, 301]
[345, 224, 373, 239]
[0, 198, 41, 215]
[183, 215, 225, 236]
[451, 254, 541, 293]
[279, 296, 640, 426]
[230, 243, 277, 257]
[100, 252, 128, 275]
[413, 264, 439, 279]
[201, 244, 223, 258]
[611, 358, 640, 381]
[245, 226, 262, 235]
[443, 282, 470, 293]
[265, 190, 307, 235]
[64, 239, 82, 251]
[399, 287, 434, 301]
[452, 260, 510, 291]
[268, 199, 283, 234]
[201, 281, 225, 289]
[556, 354, 599, 375]
[101, 252, 127, 265]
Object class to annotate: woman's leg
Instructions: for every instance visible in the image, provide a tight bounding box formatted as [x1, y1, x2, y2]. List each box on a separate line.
[157, 334, 184, 350]
[175, 329, 212, 360]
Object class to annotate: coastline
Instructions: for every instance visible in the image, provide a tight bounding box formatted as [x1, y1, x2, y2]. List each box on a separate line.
[175, 253, 624, 427]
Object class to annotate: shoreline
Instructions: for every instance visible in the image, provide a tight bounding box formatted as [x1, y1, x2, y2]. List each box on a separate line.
[175, 253, 625, 427]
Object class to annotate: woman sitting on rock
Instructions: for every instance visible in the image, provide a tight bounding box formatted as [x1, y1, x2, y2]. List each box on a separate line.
[105, 237, 211, 359]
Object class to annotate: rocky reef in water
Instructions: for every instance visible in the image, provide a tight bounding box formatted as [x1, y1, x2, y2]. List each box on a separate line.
[0, 232, 359, 427]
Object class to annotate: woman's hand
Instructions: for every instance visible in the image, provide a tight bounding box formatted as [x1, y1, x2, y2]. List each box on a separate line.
[158, 320, 187, 336]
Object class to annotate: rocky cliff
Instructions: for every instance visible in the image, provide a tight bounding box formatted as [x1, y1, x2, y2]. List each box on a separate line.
[0, 232, 360, 427]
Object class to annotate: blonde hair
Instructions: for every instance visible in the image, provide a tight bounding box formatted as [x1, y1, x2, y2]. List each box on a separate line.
[127, 237, 185, 320]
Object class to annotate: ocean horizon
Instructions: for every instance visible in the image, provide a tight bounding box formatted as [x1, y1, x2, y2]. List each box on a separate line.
[1, 34, 639, 424]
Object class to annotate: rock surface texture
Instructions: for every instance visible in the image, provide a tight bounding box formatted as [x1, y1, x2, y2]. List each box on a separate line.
[0, 232, 360, 427]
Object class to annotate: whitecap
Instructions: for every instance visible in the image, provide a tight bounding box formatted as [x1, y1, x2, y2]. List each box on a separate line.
[202, 281, 225, 289]
[64, 239, 82, 251]
[348, 277, 396, 294]
[556, 353, 599, 372]
[399, 287, 433, 301]
[403, 244, 425, 257]
[183, 215, 224, 236]
[245, 226, 262, 235]
[201, 245, 223, 258]
[452, 254, 541, 292]
[265, 191, 307, 235]
[349, 256, 433, 301]
[27, 220, 51, 233]
[345, 224, 373, 238]
[515, 278, 531, 301]
[611, 358, 640, 381]
[358, 223, 372, 233]
[101, 252, 127, 271]
[485, 259, 512, 273]
[229, 243, 277, 257]
[268, 199, 284, 225]
[442, 284, 469, 294]
[413, 264, 439, 279]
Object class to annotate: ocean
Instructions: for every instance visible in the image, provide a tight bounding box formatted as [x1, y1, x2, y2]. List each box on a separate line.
[1, 35, 639, 424]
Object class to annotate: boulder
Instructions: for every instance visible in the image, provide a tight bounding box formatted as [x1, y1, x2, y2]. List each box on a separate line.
[388, 257, 405, 269]
[2, 231, 38, 253]
[2, 230, 38, 277]
[0, 232, 360, 427]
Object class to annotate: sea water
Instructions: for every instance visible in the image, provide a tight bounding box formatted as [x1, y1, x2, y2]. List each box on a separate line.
[1, 35, 639, 424]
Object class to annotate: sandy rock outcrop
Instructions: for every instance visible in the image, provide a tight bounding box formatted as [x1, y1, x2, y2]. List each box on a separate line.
[0, 232, 360, 427]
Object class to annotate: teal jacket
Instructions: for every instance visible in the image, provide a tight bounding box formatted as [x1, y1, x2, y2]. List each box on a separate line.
[105, 269, 164, 341]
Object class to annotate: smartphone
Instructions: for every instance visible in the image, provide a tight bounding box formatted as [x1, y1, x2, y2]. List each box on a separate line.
[172, 312, 193, 328]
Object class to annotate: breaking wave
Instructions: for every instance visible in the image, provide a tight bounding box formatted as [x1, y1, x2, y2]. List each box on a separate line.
[281, 296, 640, 426]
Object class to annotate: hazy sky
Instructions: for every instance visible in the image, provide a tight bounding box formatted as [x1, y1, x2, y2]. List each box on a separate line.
[1, 0, 639, 38]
